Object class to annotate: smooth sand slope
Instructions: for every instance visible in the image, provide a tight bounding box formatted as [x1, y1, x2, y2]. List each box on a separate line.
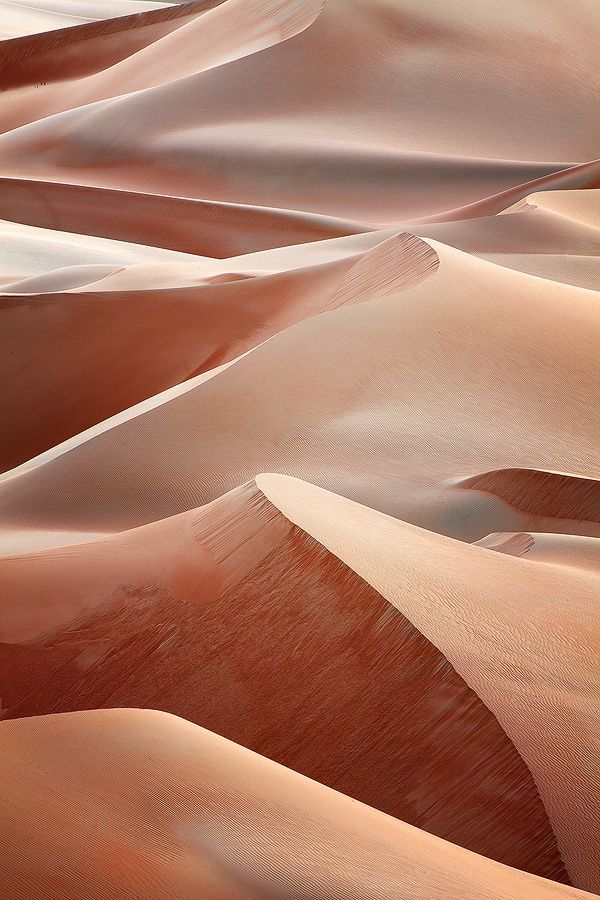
[1, 237, 597, 548]
[0, 478, 573, 881]
[257, 474, 600, 891]
[0, 231, 437, 470]
[1, 707, 599, 900]
[0, 0, 598, 222]
[482, 532, 600, 573]
[1, 0, 599, 897]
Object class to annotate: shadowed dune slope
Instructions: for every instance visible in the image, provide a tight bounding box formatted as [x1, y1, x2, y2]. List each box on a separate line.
[0, 479, 567, 881]
[408, 469, 600, 545]
[0, 177, 369, 257]
[0, 232, 436, 471]
[0, 2, 232, 86]
[1, 1, 599, 896]
[1, 240, 597, 546]
[256, 474, 600, 891]
[458, 469, 600, 522]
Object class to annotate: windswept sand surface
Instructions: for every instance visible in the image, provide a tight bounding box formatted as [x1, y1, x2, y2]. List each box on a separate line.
[0, 1, 599, 897]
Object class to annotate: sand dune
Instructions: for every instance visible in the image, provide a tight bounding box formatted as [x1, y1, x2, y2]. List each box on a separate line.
[0, 232, 441, 470]
[0, 2, 218, 82]
[0, 216, 198, 281]
[3, 708, 598, 899]
[410, 188, 600, 287]
[477, 531, 600, 573]
[1, 238, 597, 545]
[0, 477, 573, 879]
[0, 177, 368, 257]
[0, 0, 169, 41]
[2, 0, 599, 896]
[457, 469, 600, 523]
[0, 0, 325, 132]
[532, 189, 600, 229]
[515, 533, 600, 572]
[1, 0, 598, 222]
[256, 474, 600, 890]
[2, 472, 600, 885]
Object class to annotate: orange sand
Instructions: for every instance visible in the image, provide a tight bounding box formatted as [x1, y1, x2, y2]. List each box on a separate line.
[1, 1, 599, 896]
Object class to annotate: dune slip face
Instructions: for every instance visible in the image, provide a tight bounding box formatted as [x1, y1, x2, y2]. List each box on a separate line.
[1, 0, 599, 898]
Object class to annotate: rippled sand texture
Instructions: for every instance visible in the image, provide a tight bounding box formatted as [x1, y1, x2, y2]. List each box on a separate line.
[1, 1, 599, 898]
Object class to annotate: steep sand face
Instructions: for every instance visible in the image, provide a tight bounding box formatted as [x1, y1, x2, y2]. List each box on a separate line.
[257, 474, 600, 890]
[0, 480, 567, 880]
[2, 0, 599, 896]
[1, 708, 597, 900]
[1, 239, 597, 543]
[0, 232, 438, 471]
[0, 177, 368, 257]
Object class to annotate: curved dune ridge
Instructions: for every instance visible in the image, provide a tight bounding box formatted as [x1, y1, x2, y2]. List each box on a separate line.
[1, 0, 599, 897]
[0, 479, 571, 880]
[1, 238, 598, 544]
[477, 531, 600, 572]
[0, 231, 436, 471]
[2, 474, 600, 890]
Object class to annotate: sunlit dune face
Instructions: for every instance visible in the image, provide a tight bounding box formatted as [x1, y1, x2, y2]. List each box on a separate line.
[0, 483, 567, 881]
[0, 708, 595, 900]
[0, 0, 599, 897]
[203, 272, 255, 283]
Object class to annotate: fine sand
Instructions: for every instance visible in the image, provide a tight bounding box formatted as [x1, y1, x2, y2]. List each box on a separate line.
[1, 1, 599, 897]
[1, 707, 599, 899]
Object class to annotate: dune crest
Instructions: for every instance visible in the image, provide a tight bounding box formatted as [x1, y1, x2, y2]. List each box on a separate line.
[0, 477, 569, 880]
[257, 474, 600, 890]
[2, 0, 599, 895]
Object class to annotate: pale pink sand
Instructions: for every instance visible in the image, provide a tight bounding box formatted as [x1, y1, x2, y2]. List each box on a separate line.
[1, 1, 599, 896]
